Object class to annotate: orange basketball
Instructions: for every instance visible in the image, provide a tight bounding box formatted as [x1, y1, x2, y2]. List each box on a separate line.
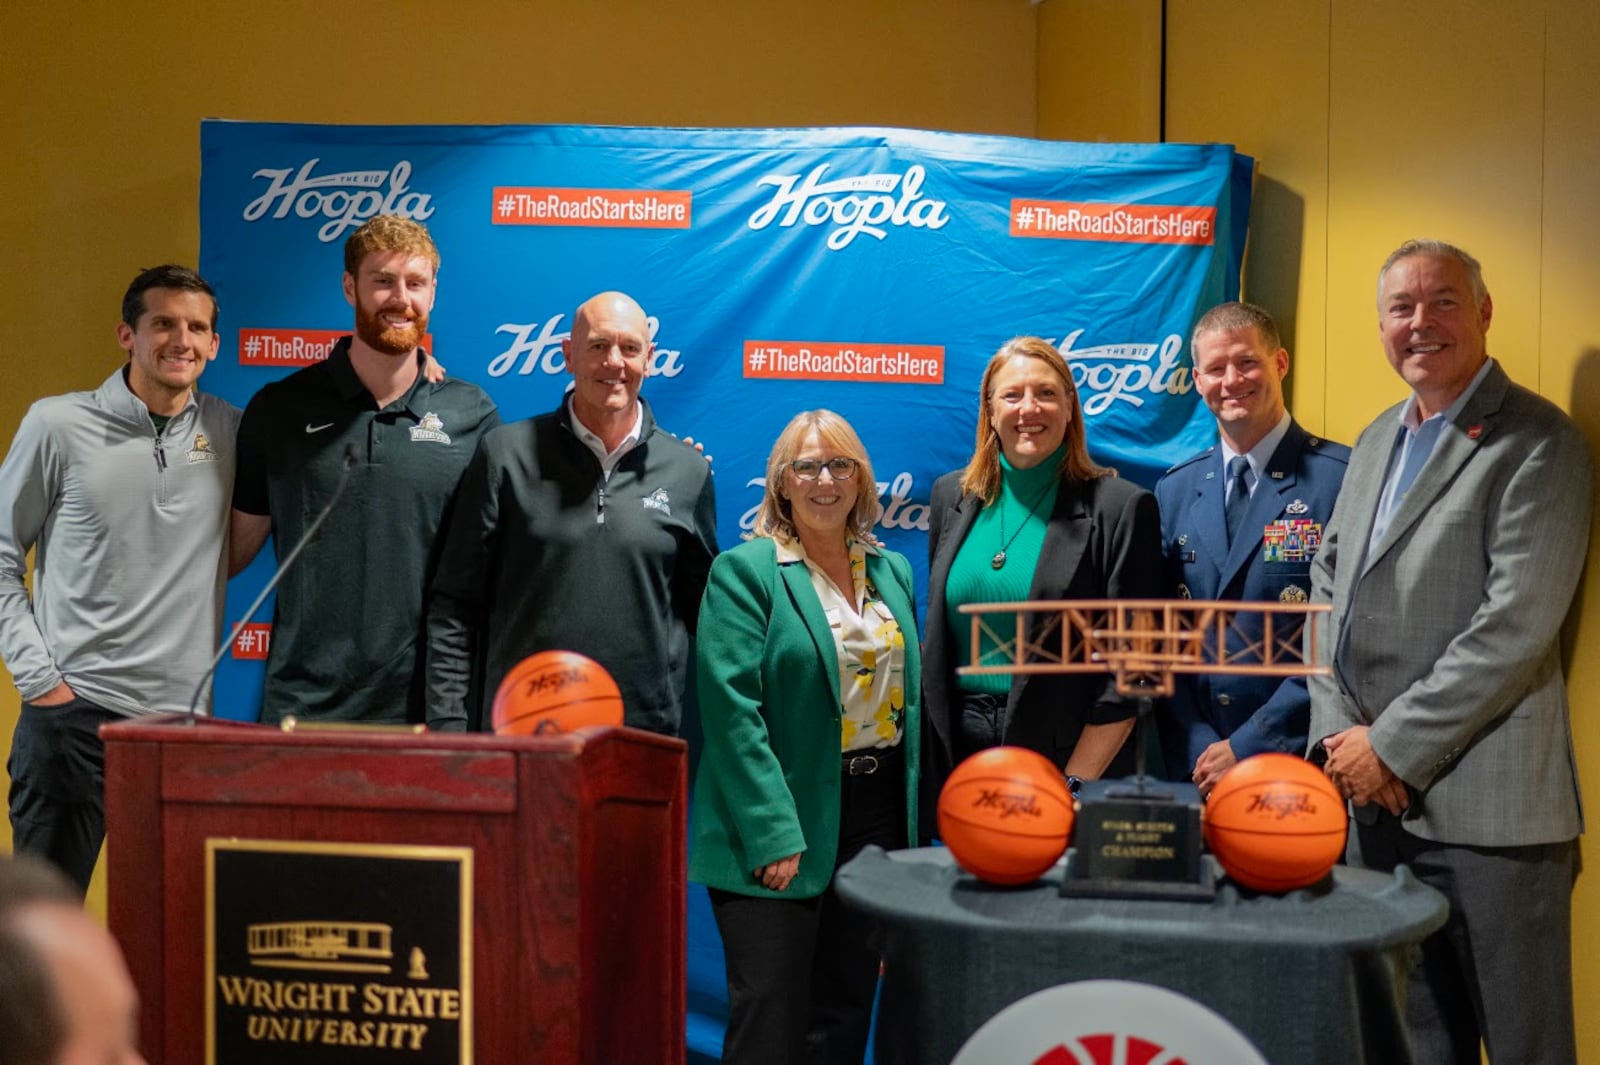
[490, 650, 624, 736]
[1203, 752, 1347, 892]
[937, 747, 1075, 886]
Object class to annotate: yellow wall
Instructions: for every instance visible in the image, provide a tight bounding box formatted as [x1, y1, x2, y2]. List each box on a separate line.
[6, 0, 1597, 1052]
[1043, 0, 1600, 1056]
[1038, 0, 1163, 143]
[0, 0, 1039, 908]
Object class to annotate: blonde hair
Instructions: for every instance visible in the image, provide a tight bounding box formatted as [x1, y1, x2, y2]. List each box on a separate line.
[751, 410, 882, 543]
[343, 215, 441, 276]
[958, 336, 1112, 503]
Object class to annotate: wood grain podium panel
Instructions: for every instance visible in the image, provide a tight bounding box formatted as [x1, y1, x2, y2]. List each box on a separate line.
[103, 718, 685, 1065]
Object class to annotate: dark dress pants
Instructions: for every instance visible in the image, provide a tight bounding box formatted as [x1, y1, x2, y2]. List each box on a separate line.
[1350, 810, 1577, 1065]
[710, 755, 905, 1065]
[6, 697, 120, 896]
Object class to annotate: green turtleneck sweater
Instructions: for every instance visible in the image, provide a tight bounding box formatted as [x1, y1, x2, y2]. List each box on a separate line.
[944, 446, 1065, 695]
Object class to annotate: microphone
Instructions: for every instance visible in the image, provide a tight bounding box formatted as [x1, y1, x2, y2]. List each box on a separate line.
[185, 444, 360, 720]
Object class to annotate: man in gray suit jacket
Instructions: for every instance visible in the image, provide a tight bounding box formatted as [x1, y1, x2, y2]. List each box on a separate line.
[1309, 239, 1592, 1065]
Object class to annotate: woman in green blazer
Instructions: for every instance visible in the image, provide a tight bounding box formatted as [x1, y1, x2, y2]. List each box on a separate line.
[690, 410, 921, 1065]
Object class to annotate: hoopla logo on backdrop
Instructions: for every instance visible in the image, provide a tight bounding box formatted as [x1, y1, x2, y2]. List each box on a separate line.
[746, 163, 951, 251]
[738, 473, 930, 534]
[241, 159, 436, 243]
[1053, 329, 1192, 417]
[488, 313, 685, 380]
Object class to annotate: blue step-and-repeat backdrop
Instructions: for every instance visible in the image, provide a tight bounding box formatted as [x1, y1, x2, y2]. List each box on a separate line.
[198, 120, 1252, 1058]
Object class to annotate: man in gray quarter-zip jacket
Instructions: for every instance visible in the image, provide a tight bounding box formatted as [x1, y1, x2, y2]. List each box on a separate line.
[0, 265, 238, 895]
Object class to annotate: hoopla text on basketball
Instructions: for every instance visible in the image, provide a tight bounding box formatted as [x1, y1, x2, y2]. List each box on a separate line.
[971, 788, 1044, 820]
[1245, 789, 1319, 820]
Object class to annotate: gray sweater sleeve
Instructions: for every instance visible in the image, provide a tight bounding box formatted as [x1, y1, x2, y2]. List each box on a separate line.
[0, 406, 64, 700]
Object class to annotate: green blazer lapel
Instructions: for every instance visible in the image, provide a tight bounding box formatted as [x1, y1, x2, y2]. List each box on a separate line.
[866, 550, 921, 702]
[778, 557, 841, 704]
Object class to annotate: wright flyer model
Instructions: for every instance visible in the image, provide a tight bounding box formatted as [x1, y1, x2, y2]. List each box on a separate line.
[958, 598, 1330, 898]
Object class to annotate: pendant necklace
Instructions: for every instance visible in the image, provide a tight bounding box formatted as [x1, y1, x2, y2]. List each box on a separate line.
[990, 480, 1055, 570]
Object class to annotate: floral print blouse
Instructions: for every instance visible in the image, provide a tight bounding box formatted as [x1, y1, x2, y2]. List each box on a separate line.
[776, 536, 906, 753]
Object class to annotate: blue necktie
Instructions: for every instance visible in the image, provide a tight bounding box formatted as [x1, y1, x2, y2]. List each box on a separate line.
[1392, 418, 1444, 504]
[1224, 456, 1251, 545]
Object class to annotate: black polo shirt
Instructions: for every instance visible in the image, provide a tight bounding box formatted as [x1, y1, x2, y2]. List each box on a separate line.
[234, 338, 500, 724]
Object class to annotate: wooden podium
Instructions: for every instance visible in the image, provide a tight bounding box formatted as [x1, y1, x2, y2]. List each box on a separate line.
[102, 716, 686, 1065]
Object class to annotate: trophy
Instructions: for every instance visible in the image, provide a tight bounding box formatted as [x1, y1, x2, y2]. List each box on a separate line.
[956, 599, 1330, 901]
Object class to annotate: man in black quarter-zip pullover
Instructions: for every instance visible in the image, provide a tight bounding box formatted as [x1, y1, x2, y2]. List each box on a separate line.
[425, 291, 717, 735]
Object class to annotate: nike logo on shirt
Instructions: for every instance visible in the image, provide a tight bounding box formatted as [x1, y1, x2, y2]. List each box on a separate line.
[305, 423, 334, 434]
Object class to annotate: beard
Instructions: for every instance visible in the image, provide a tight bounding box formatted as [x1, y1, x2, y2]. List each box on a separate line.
[354, 302, 428, 357]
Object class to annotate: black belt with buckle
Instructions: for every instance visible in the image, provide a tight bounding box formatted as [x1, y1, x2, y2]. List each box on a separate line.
[842, 746, 902, 776]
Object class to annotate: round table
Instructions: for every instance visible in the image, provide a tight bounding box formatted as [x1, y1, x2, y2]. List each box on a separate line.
[835, 846, 1448, 1065]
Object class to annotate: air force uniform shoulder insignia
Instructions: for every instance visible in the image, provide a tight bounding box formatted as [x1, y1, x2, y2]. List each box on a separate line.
[1161, 446, 1216, 478]
[1302, 434, 1352, 465]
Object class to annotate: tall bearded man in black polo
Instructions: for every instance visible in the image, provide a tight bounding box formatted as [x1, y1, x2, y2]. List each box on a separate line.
[230, 216, 499, 724]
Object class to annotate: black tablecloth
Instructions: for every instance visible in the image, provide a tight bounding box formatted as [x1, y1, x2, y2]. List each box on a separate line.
[835, 846, 1448, 1065]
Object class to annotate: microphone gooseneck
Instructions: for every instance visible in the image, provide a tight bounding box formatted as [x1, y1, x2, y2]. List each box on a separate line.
[185, 445, 360, 720]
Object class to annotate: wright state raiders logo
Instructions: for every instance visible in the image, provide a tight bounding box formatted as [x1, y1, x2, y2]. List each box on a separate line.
[409, 412, 452, 445]
[187, 433, 220, 464]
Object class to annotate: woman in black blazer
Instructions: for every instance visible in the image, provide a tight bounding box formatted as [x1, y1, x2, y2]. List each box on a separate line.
[922, 336, 1164, 801]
